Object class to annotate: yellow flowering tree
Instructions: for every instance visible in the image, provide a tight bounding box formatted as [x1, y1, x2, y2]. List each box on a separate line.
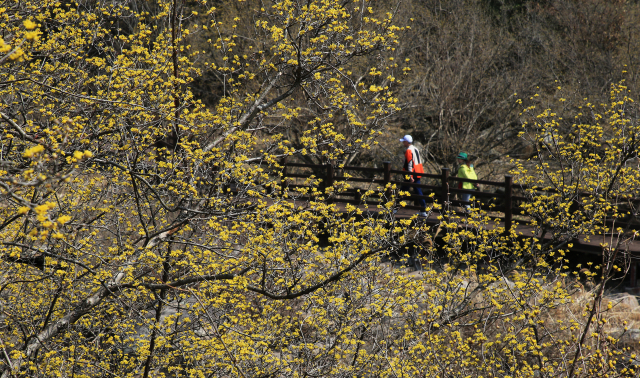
[1, 0, 640, 377]
[0, 0, 409, 376]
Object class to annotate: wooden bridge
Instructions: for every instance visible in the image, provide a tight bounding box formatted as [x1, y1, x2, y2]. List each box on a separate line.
[280, 160, 518, 229]
[256, 159, 640, 287]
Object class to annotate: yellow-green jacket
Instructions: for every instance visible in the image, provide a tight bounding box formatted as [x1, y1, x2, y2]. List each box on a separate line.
[457, 165, 477, 189]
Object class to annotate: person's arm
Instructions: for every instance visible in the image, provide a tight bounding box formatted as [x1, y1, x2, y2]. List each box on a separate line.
[471, 167, 479, 189]
[406, 149, 414, 182]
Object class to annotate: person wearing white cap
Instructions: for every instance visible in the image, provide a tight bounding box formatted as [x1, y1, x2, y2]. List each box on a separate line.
[399, 135, 427, 217]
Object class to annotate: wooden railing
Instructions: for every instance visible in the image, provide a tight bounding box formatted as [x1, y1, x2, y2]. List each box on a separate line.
[275, 160, 519, 231]
[242, 159, 640, 234]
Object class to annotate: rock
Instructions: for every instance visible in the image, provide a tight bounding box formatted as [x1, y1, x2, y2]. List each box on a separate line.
[510, 143, 537, 160]
[622, 329, 640, 344]
[625, 287, 640, 296]
[608, 311, 640, 325]
[610, 328, 640, 345]
[604, 294, 640, 312]
[405, 269, 424, 280]
[489, 277, 516, 291]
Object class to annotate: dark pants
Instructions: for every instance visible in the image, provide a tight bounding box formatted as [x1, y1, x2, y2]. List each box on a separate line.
[402, 178, 427, 210]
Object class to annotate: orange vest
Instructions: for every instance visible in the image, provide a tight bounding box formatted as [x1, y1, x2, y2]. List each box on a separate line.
[403, 145, 424, 174]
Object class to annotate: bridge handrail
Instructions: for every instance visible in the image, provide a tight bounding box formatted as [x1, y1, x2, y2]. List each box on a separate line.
[448, 176, 507, 187]
[275, 160, 516, 230]
[264, 159, 639, 233]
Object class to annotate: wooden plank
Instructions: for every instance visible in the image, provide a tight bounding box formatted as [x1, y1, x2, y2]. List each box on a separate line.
[388, 180, 440, 190]
[334, 176, 385, 184]
[448, 188, 502, 199]
[388, 169, 441, 179]
[285, 162, 324, 168]
[285, 173, 316, 178]
[342, 166, 383, 173]
[504, 175, 513, 232]
[448, 176, 506, 187]
[397, 195, 436, 202]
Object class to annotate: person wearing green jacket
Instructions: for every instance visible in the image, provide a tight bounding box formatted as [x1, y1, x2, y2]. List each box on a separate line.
[456, 152, 477, 211]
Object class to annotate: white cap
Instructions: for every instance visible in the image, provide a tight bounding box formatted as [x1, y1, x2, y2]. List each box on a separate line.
[399, 134, 413, 143]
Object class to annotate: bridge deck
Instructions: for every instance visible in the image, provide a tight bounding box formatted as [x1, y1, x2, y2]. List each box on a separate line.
[324, 201, 640, 255]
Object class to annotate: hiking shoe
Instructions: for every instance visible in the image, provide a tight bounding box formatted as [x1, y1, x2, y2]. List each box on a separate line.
[418, 211, 428, 217]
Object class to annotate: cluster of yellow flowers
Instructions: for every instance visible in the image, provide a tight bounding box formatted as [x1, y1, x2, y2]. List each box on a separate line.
[1, 0, 639, 377]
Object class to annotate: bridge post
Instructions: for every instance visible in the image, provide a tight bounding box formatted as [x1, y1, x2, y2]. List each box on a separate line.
[279, 156, 287, 196]
[383, 161, 391, 200]
[504, 175, 513, 233]
[440, 168, 450, 212]
[325, 163, 334, 202]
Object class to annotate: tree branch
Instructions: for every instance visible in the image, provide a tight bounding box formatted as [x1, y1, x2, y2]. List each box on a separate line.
[0, 272, 126, 378]
[246, 247, 386, 300]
